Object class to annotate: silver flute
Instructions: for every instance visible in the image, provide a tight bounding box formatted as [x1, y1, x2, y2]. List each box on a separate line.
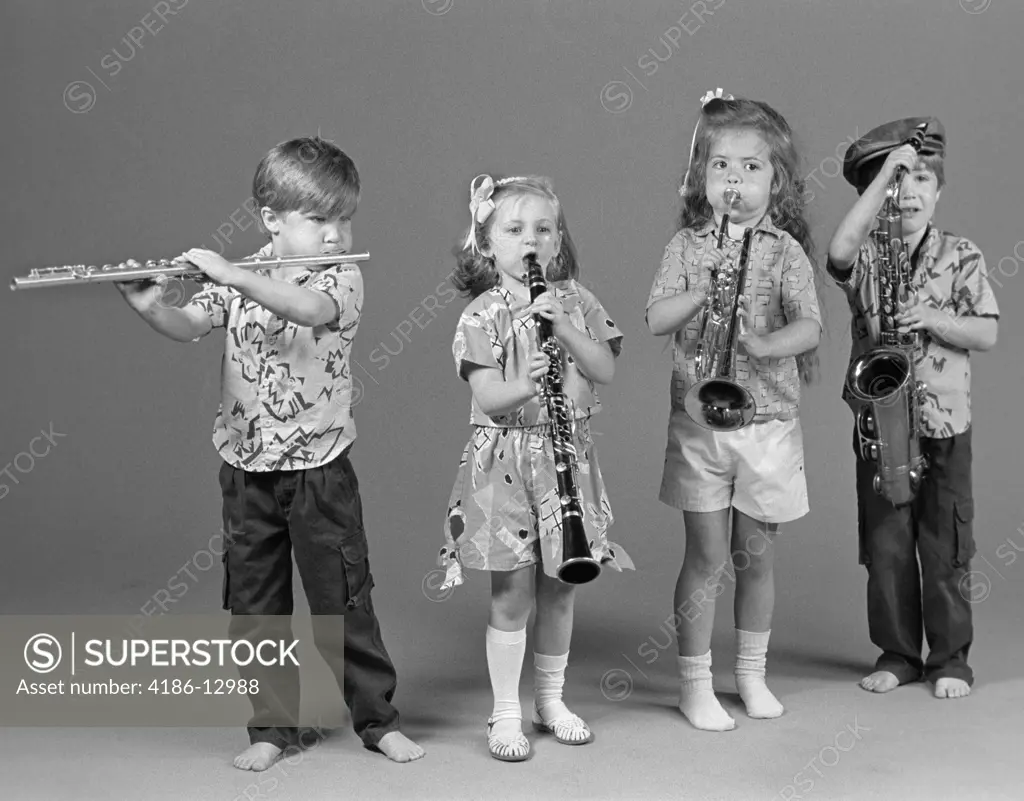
[10, 252, 369, 291]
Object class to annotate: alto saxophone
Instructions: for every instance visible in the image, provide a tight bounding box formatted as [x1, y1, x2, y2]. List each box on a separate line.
[525, 253, 601, 585]
[846, 127, 928, 506]
[683, 189, 757, 431]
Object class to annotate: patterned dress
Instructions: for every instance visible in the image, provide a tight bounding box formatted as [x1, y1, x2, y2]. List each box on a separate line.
[438, 281, 635, 590]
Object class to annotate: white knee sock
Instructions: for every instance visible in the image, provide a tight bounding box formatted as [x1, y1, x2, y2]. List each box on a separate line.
[678, 651, 736, 731]
[534, 651, 572, 722]
[735, 628, 784, 719]
[486, 626, 527, 732]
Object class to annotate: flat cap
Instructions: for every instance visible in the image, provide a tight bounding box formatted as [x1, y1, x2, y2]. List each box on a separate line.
[842, 116, 945, 189]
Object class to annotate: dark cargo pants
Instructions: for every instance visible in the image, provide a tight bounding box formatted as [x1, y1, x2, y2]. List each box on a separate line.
[219, 447, 401, 749]
[855, 427, 976, 686]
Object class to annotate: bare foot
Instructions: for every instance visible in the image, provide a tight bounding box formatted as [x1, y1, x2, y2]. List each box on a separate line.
[377, 731, 425, 763]
[934, 677, 971, 699]
[859, 671, 900, 693]
[233, 742, 283, 771]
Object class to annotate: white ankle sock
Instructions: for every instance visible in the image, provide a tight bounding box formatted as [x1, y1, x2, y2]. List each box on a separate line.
[734, 628, 784, 719]
[486, 626, 527, 734]
[678, 651, 735, 731]
[534, 651, 572, 722]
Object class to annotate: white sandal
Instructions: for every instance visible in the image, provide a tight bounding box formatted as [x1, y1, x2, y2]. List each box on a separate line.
[486, 717, 531, 762]
[531, 705, 594, 745]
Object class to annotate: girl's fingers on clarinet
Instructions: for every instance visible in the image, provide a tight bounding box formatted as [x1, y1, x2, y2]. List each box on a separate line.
[700, 249, 725, 273]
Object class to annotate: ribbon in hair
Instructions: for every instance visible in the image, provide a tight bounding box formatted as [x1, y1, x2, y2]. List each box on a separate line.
[679, 87, 735, 197]
[463, 174, 533, 252]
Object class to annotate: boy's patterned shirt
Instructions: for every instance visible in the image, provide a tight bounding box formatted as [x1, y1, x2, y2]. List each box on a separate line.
[184, 245, 363, 471]
[453, 280, 623, 427]
[828, 226, 1000, 438]
[646, 216, 823, 422]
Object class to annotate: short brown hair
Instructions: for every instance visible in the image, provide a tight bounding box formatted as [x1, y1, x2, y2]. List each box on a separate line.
[252, 137, 360, 228]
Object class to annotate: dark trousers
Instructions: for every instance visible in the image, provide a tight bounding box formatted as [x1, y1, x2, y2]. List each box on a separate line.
[855, 427, 976, 685]
[218, 447, 401, 750]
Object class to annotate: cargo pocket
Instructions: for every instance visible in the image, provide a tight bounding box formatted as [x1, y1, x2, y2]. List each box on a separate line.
[953, 497, 976, 568]
[220, 549, 232, 612]
[337, 529, 374, 610]
[857, 493, 871, 566]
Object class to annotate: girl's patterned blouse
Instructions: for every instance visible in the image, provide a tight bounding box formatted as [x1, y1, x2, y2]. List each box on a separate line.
[453, 280, 623, 428]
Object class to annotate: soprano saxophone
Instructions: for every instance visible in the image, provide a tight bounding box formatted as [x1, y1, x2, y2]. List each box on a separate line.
[846, 126, 928, 506]
[525, 253, 601, 585]
[683, 188, 757, 431]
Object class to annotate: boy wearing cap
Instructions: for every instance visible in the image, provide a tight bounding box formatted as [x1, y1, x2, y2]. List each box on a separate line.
[827, 117, 999, 699]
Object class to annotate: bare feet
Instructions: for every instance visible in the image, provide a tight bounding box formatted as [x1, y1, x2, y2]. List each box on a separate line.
[233, 742, 283, 771]
[859, 671, 900, 693]
[934, 677, 971, 699]
[377, 731, 425, 763]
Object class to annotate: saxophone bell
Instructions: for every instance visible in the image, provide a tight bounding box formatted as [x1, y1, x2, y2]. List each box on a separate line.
[847, 348, 927, 506]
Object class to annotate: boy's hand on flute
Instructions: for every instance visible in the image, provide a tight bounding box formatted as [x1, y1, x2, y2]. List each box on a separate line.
[183, 248, 244, 287]
[114, 261, 170, 313]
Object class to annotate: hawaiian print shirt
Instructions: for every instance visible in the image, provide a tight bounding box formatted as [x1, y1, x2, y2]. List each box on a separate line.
[828, 226, 1000, 438]
[453, 281, 623, 427]
[646, 216, 823, 423]
[184, 244, 363, 471]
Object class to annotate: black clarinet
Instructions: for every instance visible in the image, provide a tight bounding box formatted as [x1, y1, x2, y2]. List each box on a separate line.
[525, 253, 601, 585]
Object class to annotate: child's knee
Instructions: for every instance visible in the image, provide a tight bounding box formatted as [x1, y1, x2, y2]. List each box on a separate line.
[732, 546, 774, 581]
[490, 582, 533, 626]
[685, 548, 729, 580]
[536, 582, 575, 615]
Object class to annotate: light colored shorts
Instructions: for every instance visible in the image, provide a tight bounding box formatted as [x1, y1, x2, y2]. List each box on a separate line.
[659, 409, 809, 524]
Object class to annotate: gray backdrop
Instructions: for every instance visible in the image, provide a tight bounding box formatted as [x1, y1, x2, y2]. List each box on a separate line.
[3, 0, 1022, 730]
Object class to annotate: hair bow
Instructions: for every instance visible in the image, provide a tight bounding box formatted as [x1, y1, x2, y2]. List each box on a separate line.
[701, 87, 732, 107]
[463, 174, 497, 252]
[463, 174, 535, 252]
[679, 87, 736, 197]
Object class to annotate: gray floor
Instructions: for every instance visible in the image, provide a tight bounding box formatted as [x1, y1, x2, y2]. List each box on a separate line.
[4, 568, 1022, 801]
